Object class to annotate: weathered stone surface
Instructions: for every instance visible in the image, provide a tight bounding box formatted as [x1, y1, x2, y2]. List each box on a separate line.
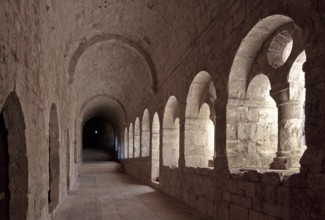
[1, 1, 325, 220]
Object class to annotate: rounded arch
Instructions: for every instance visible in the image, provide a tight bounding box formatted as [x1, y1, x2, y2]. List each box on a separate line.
[48, 103, 60, 212]
[163, 96, 180, 167]
[68, 34, 158, 93]
[185, 72, 216, 168]
[128, 123, 133, 158]
[288, 51, 307, 168]
[79, 94, 127, 124]
[151, 113, 160, 182]
[246, 74, 275, 103]
[288, 51, 306, 101]
[227, 15, 306, 171]
[141, 109, 150, 157]
[228, 15, 293, 100]
[246, 74, 278, 168]
[134, 117, 140, 158]
[185, 71, 216, 118]
[1, 92, 28, 220]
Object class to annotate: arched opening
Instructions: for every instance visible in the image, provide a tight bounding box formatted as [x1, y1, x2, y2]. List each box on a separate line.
[49, 104, 60, 212]
[287, 51, 306, 168]
[141, 109, 150, 157]
[227, 15, 294, 100]
[267, 31, 293, 68]
[124, 128, 128, 159]
[163, 96, 180, 167]
[151, 113, 160, 183]
[229, 74, 278, 168]
[128, 123, 133, 158]
[82, 117, 116, 162]
[227, 15, 306, 170]
[134, 118, 140, 158]
[185, 71, 216, 168]
[0, 92, 28, 220]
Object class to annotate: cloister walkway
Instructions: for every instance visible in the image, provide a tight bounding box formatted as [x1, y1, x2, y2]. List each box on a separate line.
[54, 162, 207, 220]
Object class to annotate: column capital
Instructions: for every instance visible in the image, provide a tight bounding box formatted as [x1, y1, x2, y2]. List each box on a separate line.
[270, 84, 290, 105]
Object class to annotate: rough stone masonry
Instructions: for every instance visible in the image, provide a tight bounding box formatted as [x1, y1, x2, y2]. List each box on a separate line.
[0, 0, 324, 219]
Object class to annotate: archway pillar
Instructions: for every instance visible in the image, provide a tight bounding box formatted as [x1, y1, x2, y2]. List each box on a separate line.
[178, 119, 186, 167]
[214, 101, 228, 170]
[271, 87, 302, 169]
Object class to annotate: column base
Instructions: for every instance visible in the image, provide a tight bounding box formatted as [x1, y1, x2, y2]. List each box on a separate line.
[271, 151, 291, 170]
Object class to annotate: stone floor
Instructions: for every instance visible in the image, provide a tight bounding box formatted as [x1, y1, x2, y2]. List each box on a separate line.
[54, 162, 207, 220]
[82, 148, 113, 162]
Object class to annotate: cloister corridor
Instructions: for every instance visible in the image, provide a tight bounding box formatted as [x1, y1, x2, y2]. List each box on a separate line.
[54, 162, 206, 220]
[1, 1, 325, 220]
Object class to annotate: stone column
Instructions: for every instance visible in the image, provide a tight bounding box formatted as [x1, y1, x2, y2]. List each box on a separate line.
[214, 101, 228, 169]
[178, 119, 186, 168]
[271, 87, 302, 169]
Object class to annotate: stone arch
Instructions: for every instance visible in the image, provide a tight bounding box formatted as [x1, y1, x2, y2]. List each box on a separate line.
[0, 92, 28, 220]
[162, 96, 180, 167]
[128, 123, 133, 158]
[151, 113, 160, 182]
[286, 51, 306, 168]
[79, 94, 127, 123]
[68, 34, 158, 93]
[48, 104, 60, 212]
[288, 51, 306, 100]
[185, 71, 216, 168]
[227, 15, 306, 170]
[228, 15, 293, 100]
[134, 117, 140, 158]
[231, 74, 278, 168]
[141, 109, 150, 157]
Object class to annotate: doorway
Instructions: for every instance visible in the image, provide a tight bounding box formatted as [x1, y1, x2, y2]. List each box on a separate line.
[82, 117, 117, 162]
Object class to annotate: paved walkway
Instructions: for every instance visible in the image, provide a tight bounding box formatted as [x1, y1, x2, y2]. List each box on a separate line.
[54, 163, 206, 220]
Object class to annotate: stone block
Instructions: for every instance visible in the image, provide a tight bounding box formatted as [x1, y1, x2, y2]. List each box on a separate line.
[207, 201, 216, 218]
[262, 203, 290, 219]
[249, 210, 264, 220]
[262, 185, 278, 204]
[262, 172, 282, 185]
[244, 170, 262, 182]
[277, 186, 291, 207]
[231, 194, 251, 209]
[198, 197, 207, 214]
[230, 204, 248, 220]
[218, 203, 230, 220]
[252, 198, 262, 212]
[226, 180, 238, 193]
[238, 180, 246, 195]
[264, 215, 281, 220]
[307, 174, 325, 191]
[223, 192, 232, 202]
[282, 173, 307, 188]
[245, 182, 255, 198]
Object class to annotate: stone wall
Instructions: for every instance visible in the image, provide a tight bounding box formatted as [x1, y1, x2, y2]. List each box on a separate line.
[0, 1, 76, 219]
[122, 1, 325, 219]
[1, 0, 325, 219]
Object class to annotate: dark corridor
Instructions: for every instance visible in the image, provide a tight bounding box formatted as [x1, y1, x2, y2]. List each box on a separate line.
[0, 113, 9, 220]
[82, 117, 117, 162]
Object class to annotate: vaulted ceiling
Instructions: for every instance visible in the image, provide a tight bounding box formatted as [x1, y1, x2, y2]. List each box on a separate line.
[51, 0, 221, 126]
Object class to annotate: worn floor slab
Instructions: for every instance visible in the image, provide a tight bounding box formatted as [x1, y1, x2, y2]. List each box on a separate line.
[54, 165, 207, 220]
